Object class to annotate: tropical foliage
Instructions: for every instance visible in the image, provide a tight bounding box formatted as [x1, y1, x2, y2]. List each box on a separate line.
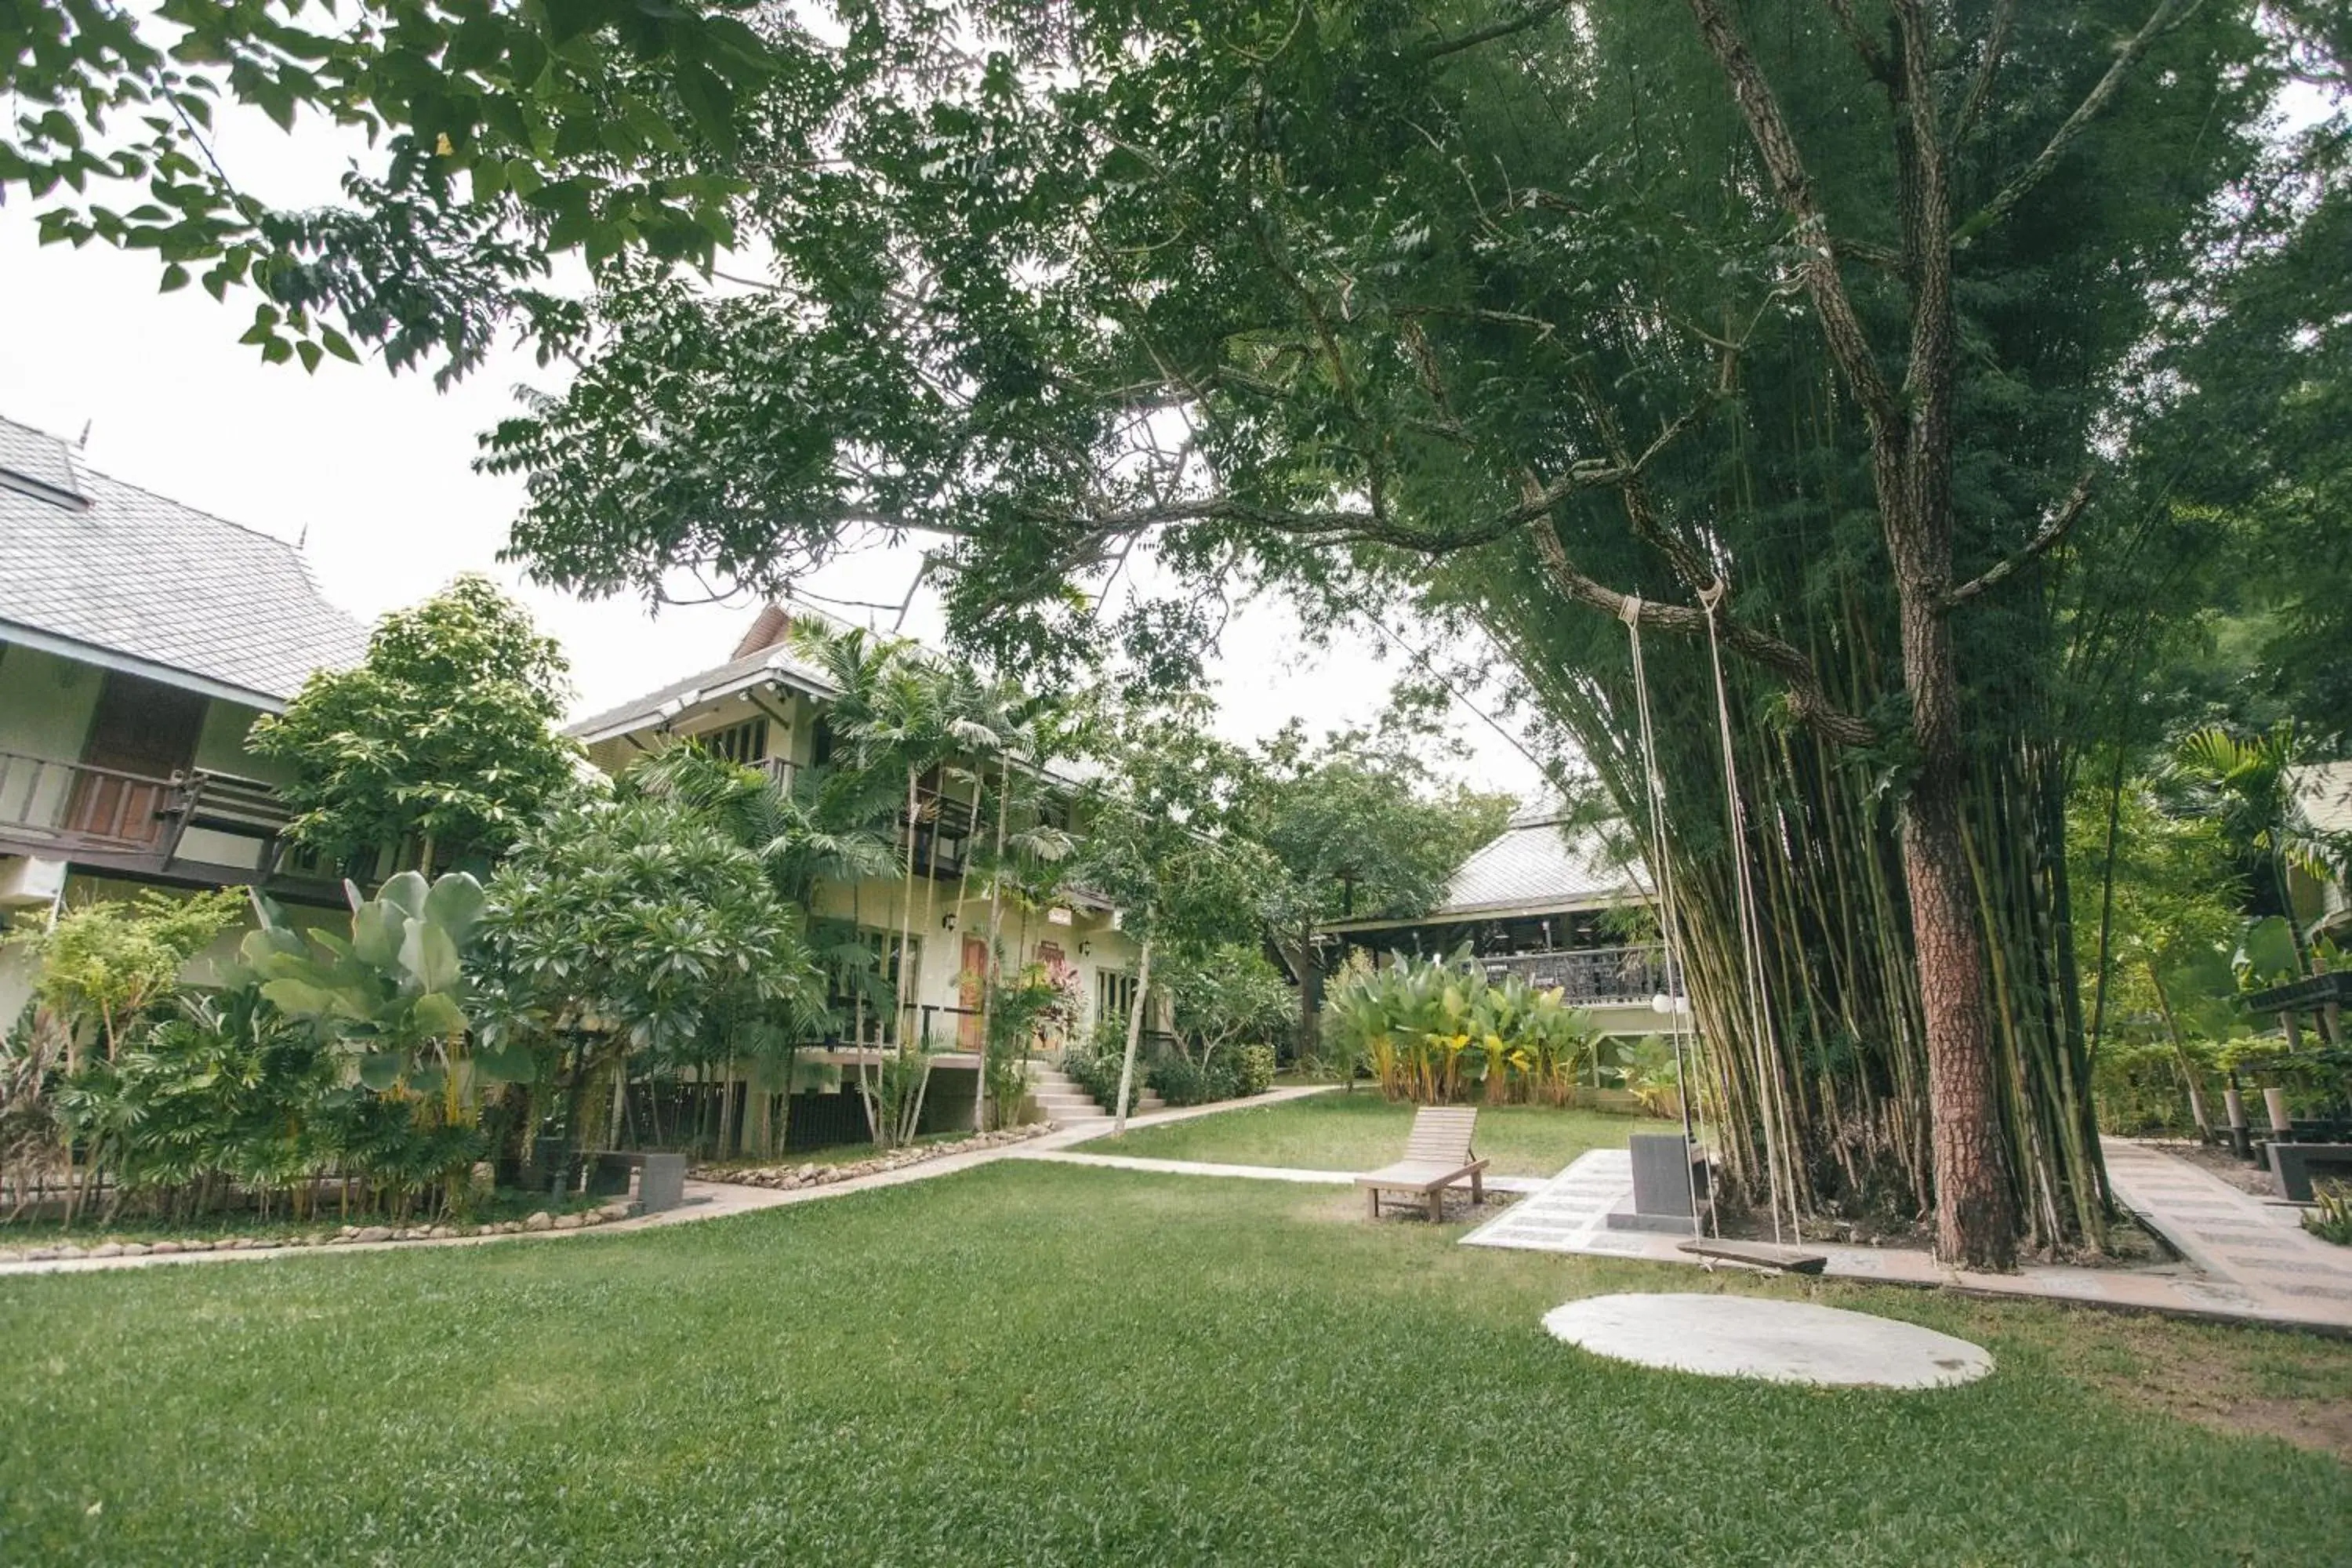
[2, 0, 784, 380]
[252, 575, 579, 877]
[1321, 953, 1602, 1109]
[475, 782, 823, 1174]
[4, 888, 245, 1069]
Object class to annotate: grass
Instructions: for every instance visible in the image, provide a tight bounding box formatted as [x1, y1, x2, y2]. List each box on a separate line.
[1080, 1088, 1661, 1174]
[1, 1163, 2347, 1564]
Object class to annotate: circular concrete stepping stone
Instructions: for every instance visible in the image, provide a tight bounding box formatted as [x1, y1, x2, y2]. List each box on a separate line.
[1542, 1292, 1992, 1388]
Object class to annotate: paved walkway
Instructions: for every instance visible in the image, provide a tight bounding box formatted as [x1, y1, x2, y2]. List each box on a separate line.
[0, 1086, 1341, 1279]
[1011, 1145, 1551, 1193]
[1463, 1143, 2352, 1334]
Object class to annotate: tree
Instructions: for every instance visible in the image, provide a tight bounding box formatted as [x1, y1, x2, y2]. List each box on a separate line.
[475, 786, 822, 1174]
[476, 1, 2306, 1267]
[6, 888, 245, 1069]
[2067, 776, 2244, 1136]
[2, 0, 786, 381]
[1232, 724, 1510, 1061]
[252, 575, 579, 877]
[2175, 725, 2347, 994]
[1163, 943, 1294, 1076]
[1066, 701, 1276, 1132]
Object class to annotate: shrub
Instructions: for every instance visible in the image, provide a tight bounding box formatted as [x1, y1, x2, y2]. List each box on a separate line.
[2308, 1181, 2352, 1247]
[1062, 1035, 1145, 1116]
[1234, 1044, 1277, 1096]
[1145, 1054, 1215, 1107]
[1321, 950, 1599, 1105]
[2090, 1036, 2225, 1138]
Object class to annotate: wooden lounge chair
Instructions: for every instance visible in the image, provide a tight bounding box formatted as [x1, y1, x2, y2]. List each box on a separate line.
[1358, 1106, 1488, 1221]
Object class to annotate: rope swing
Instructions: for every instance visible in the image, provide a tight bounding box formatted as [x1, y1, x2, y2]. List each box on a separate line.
[1620, 583, 1802, 1246]
[1617, 594, 1707, 1240]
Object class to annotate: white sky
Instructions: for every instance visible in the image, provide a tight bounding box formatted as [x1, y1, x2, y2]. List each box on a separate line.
[0, 101, 1545, 798]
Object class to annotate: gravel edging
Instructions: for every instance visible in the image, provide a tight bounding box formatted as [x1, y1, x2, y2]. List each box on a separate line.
[691, 1123, 1057, 1191]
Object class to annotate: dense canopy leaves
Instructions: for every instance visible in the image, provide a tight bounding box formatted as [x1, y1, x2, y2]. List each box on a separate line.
[251, 575, 579, 875]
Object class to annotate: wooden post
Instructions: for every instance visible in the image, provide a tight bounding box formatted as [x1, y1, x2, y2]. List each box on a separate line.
[2281, 1007, 2303, 1051]
[2263, 1087, 2293, 1138]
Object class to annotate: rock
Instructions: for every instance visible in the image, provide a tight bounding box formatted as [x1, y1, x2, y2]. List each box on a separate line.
[523, 1211, 554, 1232]
[554, 1213, 585, 1230]
[426, 1225, 452, 1240]
[25, 1247, 60, 1261]
[597, 1203, 635, 1222]
[89, 1243, 125, 1258]
[353, 1225, 394, 1243]
[500, 1221, 522, 1234]
[149, 1240, 181, 1255]
[338, 1226, 358, 1239]
[120, 1243, 149, 1256]
[0, 1248, 21, 1263]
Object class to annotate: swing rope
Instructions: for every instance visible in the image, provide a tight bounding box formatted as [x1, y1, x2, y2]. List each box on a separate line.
[1698, 580, 1803, 1245]
[1617, 596, 1708, 1239]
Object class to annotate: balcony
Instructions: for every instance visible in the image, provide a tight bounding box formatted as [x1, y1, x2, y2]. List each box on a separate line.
[1477, 943, 1678, 1007]
[0, 750, 332, 895]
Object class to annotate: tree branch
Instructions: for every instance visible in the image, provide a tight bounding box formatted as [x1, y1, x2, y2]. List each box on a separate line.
[1944, 470, 2094, 608]
[1527, 514, 1878, 746]
[1952, 0, 2018, 146]
[1955, 0, 2198, 246]
[1822, 0, 1894, 82]
[1684, 0, 1900, 433]
[1419, 2, 1571, 61]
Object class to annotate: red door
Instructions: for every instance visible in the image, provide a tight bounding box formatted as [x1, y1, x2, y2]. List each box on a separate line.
[958, 936, 989, 1050]
[66, 673, 205, 846]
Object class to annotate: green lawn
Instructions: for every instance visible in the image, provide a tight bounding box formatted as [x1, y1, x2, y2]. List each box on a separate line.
[1081, 1089, 1661, 1174]
[2, 1164, 2346, 1563]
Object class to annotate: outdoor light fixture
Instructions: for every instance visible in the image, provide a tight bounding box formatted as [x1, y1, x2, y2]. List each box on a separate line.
[942, 913, 958, 931]
[1078, 942, 1092, 956]
[1650, 993, 1673, 1014]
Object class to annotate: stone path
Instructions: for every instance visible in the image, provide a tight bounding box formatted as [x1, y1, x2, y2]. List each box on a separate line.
[1464, 1143, 2352, 1334]
[0, 1086, 1342, 1279]
[2103, 1140, 2352, 1323]
[1543, 1291, 1994, 1388]
[1008, 1145, 1550, 1193]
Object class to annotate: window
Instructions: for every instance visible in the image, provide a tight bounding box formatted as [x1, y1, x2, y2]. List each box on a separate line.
[1096, 967, 1137, 1029]
[696, 717, 768, 766]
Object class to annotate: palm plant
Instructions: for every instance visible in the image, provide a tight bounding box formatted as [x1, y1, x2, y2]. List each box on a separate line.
[2176, 724, 2346, 983]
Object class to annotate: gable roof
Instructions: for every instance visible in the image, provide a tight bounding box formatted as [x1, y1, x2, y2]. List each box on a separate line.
[2293, 760, 2352, 841]
[1425, 803, 1643, 919]
[568, 638, 841, 745]
[0, 415, 368, 708]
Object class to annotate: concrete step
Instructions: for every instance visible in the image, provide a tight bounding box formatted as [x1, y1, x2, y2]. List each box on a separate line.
[1036, 1096, 1107, 1119]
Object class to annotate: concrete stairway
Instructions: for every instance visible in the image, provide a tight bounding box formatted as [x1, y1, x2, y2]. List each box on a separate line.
[1027, 1062, 1163, 1125]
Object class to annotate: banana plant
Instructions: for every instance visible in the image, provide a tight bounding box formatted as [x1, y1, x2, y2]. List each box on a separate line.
[238, 871, 499, 1094]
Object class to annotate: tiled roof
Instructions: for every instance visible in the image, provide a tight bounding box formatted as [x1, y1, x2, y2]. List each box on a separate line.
[568, 637, 840, 742]
[0, 414, 368, 706]
[1429, 805, 1642, 917]
[2293, 760, 2352, 841]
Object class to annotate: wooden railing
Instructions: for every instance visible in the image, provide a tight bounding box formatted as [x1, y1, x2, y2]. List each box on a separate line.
[0, 751, 299, 875]
[0, 749, 175, 850]
[1478, 943, 1676, 1005]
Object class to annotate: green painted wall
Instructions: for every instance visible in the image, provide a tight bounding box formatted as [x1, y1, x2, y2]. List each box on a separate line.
[0, 641, 101, 762]
[195, 699, 291, 784]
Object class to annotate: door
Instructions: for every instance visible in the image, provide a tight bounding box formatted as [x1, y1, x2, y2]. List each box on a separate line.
[66, 673, 206, 845]
[958, 936, 989, 1050]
